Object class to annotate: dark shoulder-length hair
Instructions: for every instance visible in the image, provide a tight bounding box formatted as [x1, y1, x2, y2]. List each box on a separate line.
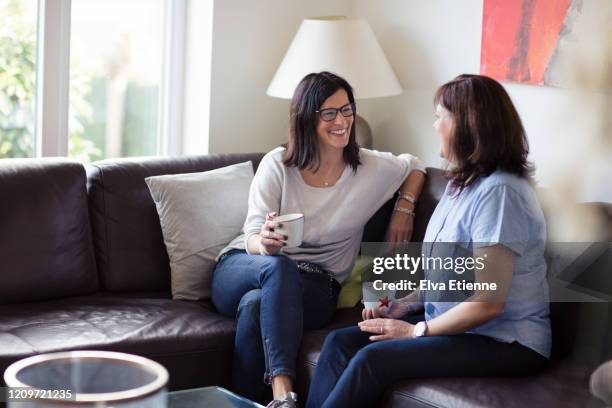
[283, 71, 361, 172]
[434, 74, 533, 190]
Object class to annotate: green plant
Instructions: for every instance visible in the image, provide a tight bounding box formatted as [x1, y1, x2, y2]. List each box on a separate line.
[0, 2, 36, 158]
[68, 65, 101, 162]
[1, 1, 100, 161]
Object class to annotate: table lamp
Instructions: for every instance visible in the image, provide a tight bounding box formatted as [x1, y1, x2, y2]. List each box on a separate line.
[267, 16, 403, 148]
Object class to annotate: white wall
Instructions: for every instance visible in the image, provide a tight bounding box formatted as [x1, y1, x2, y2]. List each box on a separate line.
[206, 0, 610, 202]
[208, 0, 350, 154]
[349, 0, 611, 202]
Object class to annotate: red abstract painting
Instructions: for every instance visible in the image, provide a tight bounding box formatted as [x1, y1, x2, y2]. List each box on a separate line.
[480, 0, 572, 86]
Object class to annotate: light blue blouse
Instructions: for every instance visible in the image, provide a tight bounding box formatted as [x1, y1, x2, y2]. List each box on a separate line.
[422, 170, 551, 358]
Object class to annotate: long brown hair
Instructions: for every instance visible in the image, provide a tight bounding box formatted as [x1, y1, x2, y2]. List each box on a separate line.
[283, 72, 361, 172]
[434, 74, 533, 191]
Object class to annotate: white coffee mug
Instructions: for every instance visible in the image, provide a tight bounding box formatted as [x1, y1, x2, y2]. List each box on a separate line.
[273, 213, 304, 248]
[362, 281, 396, 310]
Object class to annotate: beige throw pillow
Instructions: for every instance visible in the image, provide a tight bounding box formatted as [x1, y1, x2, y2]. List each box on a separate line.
[145, 161, 253, 300]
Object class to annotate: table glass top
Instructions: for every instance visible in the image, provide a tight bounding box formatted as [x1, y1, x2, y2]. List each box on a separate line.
[168, 386, 264, 408]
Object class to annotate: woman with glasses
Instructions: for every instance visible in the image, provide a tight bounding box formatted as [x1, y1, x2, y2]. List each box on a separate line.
[212, 71, 426, 408]
[305, 74, 551, 408]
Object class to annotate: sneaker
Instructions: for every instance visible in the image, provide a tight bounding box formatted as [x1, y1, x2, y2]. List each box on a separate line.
[265, 392, 299, 408]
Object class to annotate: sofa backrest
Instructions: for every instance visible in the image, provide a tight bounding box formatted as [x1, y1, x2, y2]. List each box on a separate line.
[363, 167, 447, 242]
[86, 153, 264, 292]
[0, 159, 98, 304]
[548, 203, 612, 360]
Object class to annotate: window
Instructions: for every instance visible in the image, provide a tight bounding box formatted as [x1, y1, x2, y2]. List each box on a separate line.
[69, 0, 163, 162]
[0, 0, 38, 158]
[0, 0, 212, 162]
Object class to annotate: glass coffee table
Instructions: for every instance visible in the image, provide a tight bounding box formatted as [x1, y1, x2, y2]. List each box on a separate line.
[168, 386, 264, 408]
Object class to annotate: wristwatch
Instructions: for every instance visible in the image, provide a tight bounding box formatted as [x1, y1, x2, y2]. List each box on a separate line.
[414, 321, 428, 338]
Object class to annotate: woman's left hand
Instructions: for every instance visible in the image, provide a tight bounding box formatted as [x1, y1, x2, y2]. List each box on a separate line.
[385, 210, 414, 243]
[358, 318, 415, 341]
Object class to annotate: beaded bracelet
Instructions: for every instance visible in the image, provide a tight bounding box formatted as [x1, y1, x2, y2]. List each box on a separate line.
[397, 191, 417, 205]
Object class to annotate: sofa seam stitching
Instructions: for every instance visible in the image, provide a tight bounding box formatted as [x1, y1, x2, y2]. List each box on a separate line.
[81, 164, 99, 293]
[96, 164, 111, 290]
[390, 390, 442, 408]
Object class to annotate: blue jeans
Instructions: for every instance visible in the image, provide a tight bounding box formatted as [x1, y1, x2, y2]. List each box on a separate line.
[306, 314, 548, 408]
[212, 250, 340, 401]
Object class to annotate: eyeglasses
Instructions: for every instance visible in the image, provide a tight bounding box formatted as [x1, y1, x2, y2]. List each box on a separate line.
[316, 103, 356, 122]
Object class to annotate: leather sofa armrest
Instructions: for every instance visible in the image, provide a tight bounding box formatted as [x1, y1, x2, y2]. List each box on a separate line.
[591, 359, 612, 405]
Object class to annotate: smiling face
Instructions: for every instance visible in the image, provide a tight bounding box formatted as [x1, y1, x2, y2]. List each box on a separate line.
[316, 88, 354, 152]
[433, 103, 454, 160]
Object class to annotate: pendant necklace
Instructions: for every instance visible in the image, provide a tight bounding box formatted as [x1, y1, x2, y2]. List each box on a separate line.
[321, 162, 342, 187]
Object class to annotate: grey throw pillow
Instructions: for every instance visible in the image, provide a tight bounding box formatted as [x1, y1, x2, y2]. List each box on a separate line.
[145, 161, 253, 300]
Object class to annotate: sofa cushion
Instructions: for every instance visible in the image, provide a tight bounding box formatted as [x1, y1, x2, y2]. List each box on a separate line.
[0, 293, 236, 390]
[145, 161, 254, 301]
[0, 158, 98, 304]
[379, 364, 599, 408]
[87, 153, 264, 292]
[296, 307, 363, 397]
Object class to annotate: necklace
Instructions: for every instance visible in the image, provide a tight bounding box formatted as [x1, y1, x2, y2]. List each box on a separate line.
[319, 162, 343, 187]
[300, 159, 345, 188]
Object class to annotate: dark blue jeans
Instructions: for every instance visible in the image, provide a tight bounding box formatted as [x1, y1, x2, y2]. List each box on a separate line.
[306, 314, 548, 408]
[212, 250, 340, 402]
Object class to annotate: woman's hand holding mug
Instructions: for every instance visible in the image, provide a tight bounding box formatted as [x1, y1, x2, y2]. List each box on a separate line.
[258, 212, 287, 256]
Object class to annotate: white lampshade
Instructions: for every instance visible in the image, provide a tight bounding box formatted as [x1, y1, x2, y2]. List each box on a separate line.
[267, 16, 403, 99]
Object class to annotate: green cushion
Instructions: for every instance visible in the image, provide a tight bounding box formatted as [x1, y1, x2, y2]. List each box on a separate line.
[337, 256, 371, 309]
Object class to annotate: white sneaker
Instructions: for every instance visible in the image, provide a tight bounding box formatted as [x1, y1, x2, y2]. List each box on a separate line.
[265, 392, 299, 408]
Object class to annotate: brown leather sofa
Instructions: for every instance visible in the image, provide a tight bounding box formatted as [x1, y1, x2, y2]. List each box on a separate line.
[0, 154, 610, 407]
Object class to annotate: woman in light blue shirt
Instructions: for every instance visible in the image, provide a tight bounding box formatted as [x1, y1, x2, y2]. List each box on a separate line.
[306, 74, 551, 408]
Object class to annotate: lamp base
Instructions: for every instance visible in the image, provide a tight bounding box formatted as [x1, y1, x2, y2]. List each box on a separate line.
[355, 114, 373, 149]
